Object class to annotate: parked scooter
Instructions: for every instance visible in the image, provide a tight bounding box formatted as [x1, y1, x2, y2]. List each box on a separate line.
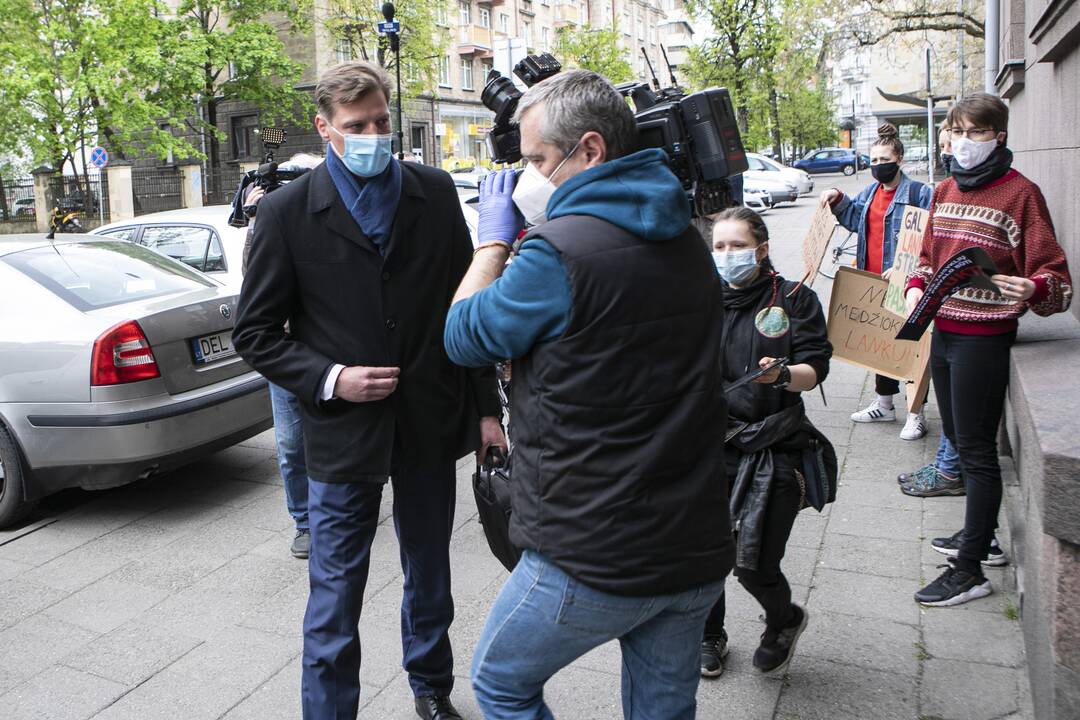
[47, 206, 83, 238]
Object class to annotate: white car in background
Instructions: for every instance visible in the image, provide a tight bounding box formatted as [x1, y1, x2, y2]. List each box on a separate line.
[744, 153, 815, 196]
[93, 206, 247, 290]
[743, 187, 772, 214]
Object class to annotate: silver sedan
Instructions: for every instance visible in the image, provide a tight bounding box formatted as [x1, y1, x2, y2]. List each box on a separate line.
[0, 235, 272, 527]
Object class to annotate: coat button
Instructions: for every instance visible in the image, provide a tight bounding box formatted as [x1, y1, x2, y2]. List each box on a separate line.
[385, 318, 396, 330]
[381, 271, 390, 281]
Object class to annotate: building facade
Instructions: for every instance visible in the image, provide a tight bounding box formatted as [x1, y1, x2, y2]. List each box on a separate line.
[994, 1, 1080, 718]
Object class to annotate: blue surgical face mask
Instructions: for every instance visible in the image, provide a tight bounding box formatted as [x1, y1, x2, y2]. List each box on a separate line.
[713, 249, 760, 286]
[326, 122, 393, 177]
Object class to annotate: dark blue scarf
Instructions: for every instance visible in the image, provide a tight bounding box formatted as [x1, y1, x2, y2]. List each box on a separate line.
[325, 143, 402, 254]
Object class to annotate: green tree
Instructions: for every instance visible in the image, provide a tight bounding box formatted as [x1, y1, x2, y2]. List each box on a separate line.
[0, 0, 195, 180]
[554, 25, 633, 83]
[325, 0, 450, 100]
[155, 0, 314, 197]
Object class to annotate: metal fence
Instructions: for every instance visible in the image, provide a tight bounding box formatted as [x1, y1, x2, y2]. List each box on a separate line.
[0, 177, 35, 223]
[47, 174, 111, 224]
[132, 167, 183, 216]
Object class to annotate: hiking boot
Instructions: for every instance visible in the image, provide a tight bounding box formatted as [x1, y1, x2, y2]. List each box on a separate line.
[752, 604, 809, 673]
[290, 528, 311, 559]
[915, 563, 992, 606]
[897, 463, 938, 485]
[901, 469, 965, 497]
[700, 631, 729, 678]
[851, 399, 896, 423]
[931, 531, 1007, 566]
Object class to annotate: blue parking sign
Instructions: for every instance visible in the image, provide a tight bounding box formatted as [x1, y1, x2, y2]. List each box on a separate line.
[377, 20, 400, 33]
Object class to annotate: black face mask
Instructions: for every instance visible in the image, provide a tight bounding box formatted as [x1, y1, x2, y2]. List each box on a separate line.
[871, 161, 900, 184]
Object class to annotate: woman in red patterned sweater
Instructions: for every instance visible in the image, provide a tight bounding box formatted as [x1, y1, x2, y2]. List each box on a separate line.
[905, 93, 1072, 607]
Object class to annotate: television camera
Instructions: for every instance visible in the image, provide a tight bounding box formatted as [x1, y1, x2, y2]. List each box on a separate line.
[480, 49, 748, 217]
[228, 127, 313, 228]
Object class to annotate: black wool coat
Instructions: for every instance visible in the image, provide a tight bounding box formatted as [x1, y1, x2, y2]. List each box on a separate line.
[234, 161, 500, 482]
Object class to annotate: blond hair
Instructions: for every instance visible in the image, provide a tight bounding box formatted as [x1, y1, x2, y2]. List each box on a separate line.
[315, 61, 392, 119]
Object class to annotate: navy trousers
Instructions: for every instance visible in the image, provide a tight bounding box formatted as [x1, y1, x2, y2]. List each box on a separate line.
[301, 457, 457, 720]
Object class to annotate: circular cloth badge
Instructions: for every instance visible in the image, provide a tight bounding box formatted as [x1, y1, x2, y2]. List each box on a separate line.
[754, 305, 790, 338]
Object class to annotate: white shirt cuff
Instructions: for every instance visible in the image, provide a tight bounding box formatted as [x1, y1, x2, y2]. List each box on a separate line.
[321, 364, 345, 401]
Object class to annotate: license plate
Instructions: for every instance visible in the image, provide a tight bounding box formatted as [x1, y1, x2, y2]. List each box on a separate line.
[191, 331, 235, 364]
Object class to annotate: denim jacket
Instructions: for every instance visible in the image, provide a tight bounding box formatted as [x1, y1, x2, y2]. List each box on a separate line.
[831, 173, 933, 271]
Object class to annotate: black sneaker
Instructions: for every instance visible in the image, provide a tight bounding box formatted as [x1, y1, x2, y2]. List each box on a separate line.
[752, 604, 808, 673]
[290, 528, 311, 559]
[915, 563, 992, 606]
[700, 631, 729, 678]
[931, 531, 1007, 566]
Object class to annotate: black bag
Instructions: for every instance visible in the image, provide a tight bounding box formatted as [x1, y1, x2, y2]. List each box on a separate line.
[472, 448, 520, 572]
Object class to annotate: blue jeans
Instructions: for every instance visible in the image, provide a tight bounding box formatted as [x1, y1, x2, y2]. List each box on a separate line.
[302, 459, 457, 719]
[934, 434, 961, 479]
[269, 382, 309, 531]
[471, 550, 725, 720]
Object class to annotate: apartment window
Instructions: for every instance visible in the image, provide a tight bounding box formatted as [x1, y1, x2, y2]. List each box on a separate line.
[523, 21, 531, 46]
[650, 23, 658, 45]
[436, 3, 448, 25]
[459, 0, 471, 25]
[541, 0, 550, 5]
[622, 9, 630, 35]
[479, 7, 490, 27]
[500, 13, 509, 32]
[231, 114, 259, 159]
[335, 38, 352, 63]
[461, 58, 474, 90]
[637, 13, 644, 40]
[439, 56, 451, 87]
[481, 60, 493, 79]
[542, 26, 549, 48]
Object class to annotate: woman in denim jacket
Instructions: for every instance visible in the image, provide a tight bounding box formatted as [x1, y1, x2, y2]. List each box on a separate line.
[819, 123, 933, 439]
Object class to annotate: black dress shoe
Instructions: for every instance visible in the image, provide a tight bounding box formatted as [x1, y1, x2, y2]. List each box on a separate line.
[415, 695, 463, 720]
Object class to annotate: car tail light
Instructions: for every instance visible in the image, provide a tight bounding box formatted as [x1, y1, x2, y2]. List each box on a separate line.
[91, 320, 160, 386]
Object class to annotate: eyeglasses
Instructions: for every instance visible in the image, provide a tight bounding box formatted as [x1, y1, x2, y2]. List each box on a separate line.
[949, 127, 996, 140]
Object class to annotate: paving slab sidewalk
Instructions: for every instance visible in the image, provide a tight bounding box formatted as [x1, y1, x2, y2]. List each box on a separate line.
[0, 174, 1032, 719]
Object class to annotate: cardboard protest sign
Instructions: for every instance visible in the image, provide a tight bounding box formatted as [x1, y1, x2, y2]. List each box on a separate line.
[896, 247, 1001, 342]
[883, 205, 930, 316]
[828, 267, 929, 382]
[801, 203, 836, 288]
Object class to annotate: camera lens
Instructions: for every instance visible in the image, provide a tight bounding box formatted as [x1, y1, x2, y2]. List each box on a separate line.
[481, 74, 521, 123]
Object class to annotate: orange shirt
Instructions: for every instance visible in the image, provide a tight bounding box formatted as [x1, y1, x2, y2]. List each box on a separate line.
[864, 184, 896, 275]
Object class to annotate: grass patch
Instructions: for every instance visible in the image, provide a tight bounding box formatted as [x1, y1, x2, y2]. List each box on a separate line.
[914, 640, 931, 661]
[1005, 598, 1020, 621]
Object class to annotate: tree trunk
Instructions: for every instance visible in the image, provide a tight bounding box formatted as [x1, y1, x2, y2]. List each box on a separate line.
[207, 95, 221, 201]
[768, 86, 782, 163]
[0, 175, 9, 221]
[734, 76, 749, 135]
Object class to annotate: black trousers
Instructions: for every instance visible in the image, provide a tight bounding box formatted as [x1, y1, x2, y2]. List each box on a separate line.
[931, 329, 1015, 571]
[875, 374, 901, 397]
[705, 452, 802, 636]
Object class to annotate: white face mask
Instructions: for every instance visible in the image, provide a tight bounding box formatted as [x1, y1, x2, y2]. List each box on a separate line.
[951, 136, 998, 170]
[511, 143, 579, 226]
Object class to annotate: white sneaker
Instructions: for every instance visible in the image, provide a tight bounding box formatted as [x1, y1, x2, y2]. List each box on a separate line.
[900, 412, 927, 440]
[851, 399, 896, 423]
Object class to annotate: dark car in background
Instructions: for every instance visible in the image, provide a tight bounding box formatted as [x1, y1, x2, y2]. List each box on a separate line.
[793, 148, 870, 176]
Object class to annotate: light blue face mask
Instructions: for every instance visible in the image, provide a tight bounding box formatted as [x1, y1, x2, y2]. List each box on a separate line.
[713, 249, 760, 286]
[327, 124, 393, 177]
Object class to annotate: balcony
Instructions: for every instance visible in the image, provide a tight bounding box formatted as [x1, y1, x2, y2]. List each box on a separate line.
[458, 24, 500, 57]
[555, 3, 581, 26]
[478, 0, 505, 5]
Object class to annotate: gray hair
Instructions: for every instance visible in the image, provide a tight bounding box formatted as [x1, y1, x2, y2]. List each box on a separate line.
[513, 69, 638, 160]
[281, 152, 324, 170]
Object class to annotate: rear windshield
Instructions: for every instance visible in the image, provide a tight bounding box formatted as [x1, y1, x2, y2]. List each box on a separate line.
[2, 240, 216, 311]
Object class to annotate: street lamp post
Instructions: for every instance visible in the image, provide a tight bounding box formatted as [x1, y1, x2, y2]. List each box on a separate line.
[382, 3, 405, 160]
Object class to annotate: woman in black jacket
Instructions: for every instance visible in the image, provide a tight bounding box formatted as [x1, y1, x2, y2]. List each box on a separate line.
[703, 207, 833, 677]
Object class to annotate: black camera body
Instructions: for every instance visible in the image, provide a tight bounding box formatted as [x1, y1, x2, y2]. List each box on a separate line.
[228, 127, 313, 228]
[480, 52, 748, 217]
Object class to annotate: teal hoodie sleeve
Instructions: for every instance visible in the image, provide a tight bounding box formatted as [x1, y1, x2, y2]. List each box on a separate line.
[444, 238, 572, 368]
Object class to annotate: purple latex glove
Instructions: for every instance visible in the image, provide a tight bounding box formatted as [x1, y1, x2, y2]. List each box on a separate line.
[477, 169, 524, 247]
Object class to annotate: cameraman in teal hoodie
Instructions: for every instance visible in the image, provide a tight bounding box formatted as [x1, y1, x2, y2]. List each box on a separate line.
[445, 70, 735, 720]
